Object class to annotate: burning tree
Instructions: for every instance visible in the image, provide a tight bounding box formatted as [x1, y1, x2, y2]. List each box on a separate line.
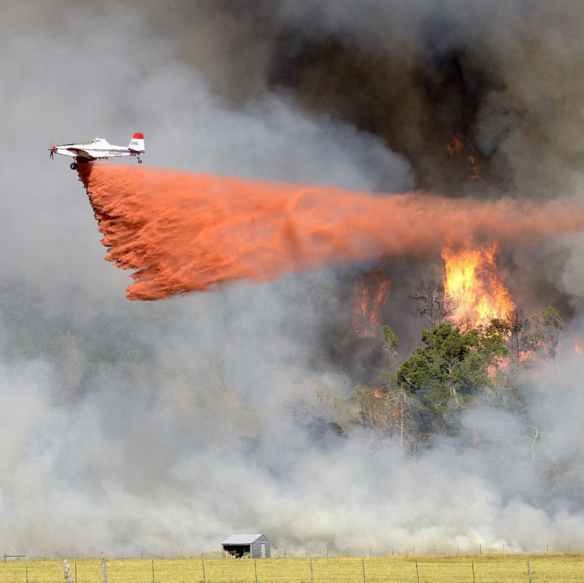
[409, 278, 458, 328]
[491, 309, 534, 362]
[352, 269, 391, 339]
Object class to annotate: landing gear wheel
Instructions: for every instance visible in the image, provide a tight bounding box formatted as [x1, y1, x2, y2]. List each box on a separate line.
[138, 159, 143, 164]
[70, 162, 78, 170]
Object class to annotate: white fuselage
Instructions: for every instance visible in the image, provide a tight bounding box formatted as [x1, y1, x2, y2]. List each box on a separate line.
[53, 138, 144, 161]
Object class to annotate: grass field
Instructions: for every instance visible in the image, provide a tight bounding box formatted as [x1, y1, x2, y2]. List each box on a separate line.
[1, 554, 584, 583]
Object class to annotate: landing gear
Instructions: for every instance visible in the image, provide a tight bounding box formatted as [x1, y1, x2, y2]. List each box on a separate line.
[70, 162, 78, 170]
[137, 158, 143, 164]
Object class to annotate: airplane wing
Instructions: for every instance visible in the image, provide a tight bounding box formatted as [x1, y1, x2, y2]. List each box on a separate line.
[66, 147, 97, 161]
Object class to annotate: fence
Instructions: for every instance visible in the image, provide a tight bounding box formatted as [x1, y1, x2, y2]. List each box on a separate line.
[1, 554, 583, 583]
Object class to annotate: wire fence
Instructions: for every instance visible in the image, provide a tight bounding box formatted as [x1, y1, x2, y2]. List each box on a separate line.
[1, 554, 584, 583]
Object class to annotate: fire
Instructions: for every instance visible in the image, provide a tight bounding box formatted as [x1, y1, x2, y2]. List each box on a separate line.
[374, 386, 386, 399]
[442, 243, 514, 328]
[353, 270, 391, 338]
[447, 134, 482, 180]
[446, 135, 464, 160]
[573, 332, 584, 355]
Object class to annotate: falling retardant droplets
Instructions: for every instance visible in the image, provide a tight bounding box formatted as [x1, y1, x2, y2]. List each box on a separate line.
[78, 164, 584, 301]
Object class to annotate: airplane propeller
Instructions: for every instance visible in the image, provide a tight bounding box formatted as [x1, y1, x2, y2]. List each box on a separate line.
[48, 143, 55, 160]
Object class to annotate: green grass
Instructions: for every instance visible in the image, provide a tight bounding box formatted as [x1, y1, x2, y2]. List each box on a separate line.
[2, 554, 584, 583]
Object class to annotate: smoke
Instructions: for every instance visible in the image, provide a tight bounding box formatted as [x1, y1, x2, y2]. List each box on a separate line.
[81, 164, 584, 300]
[2, 0, 584, 558]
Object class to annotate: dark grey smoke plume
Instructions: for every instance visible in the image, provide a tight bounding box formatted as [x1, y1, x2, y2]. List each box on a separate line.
[1, 0, 584, 556]
[188, 0, 584, 199]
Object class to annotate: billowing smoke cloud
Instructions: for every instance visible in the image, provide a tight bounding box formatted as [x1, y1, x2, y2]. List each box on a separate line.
[81, 164, 584, 300]
[2, 0, 584, 558]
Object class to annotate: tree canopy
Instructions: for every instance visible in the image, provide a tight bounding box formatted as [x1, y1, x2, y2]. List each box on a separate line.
[397, 323, 509, 433]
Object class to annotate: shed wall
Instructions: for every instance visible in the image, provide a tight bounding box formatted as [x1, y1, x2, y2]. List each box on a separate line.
[250, 536, 271, 558]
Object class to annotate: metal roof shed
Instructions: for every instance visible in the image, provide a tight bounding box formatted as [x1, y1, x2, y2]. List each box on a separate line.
[222, 534, 271, 558]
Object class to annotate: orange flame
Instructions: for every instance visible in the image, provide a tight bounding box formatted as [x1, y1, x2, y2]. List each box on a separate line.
[442, 243, 514, 328]
[374, 386, 386, 399]
[353, 270, 391, 338]
[572, 332, 584, 355]
[447, 135, 464, 160]
[447, 134, 482, 180]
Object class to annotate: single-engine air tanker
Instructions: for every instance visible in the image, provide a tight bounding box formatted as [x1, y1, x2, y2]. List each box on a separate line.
[48, 133, 145, 169]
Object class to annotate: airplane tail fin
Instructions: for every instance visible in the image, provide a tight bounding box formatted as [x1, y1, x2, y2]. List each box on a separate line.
[129, 132, 145, 153]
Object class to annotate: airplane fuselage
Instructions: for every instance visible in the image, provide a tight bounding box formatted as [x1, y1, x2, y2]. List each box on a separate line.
[49, 134, 145, 169]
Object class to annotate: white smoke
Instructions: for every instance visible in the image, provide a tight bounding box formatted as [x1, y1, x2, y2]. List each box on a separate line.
[1, 0, 584, 557]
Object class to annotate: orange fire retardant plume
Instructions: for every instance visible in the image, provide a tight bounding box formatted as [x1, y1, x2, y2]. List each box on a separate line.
[78, 164, 584, 301]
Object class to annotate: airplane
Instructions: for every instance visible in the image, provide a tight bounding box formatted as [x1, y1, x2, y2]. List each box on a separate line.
[48, 133, 145, 170]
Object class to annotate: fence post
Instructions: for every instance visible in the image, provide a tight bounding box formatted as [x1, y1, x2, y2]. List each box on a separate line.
[254, 559, 258, 583]
[101, 556, 108, 583]
[527, 561, 533, 583]
[151, 559, 155, 583]
[415, 561, 420, 583]
[202, 559, 206, 583]
[471, 561, 476, 583]
[25, 565, 29, 583]
[362, 559, 366, 583]
[62, 560, 73, 583]
[75, 560, 77, 583]
[309, 557, 314, 583]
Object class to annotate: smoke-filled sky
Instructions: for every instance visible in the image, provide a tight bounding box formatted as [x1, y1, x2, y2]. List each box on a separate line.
[2, 0, 584, 557]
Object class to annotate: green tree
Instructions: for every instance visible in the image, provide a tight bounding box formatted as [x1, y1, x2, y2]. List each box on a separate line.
[379, 325, 419, 450]
[532, 306, 564, 369]
[489, 310, 534, 396]
[491, 309, 533, 361]
[397, 323, 509, 433]
[381, 325, 400, 372]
